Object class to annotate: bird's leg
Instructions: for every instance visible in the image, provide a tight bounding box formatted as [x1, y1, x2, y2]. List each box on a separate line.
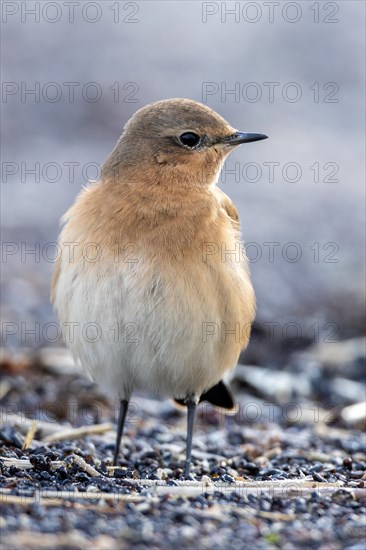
[113, 399, 129, 466]
[184, 400, 197, 478]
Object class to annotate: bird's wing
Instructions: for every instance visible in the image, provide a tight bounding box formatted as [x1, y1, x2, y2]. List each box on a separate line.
[216, 188, 240, 232]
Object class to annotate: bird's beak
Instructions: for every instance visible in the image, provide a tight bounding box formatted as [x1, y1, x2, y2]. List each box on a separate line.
[223, 131, 268, 146]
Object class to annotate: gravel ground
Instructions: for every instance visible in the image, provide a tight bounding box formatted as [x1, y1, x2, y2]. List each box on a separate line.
[0, 341, 365, 550]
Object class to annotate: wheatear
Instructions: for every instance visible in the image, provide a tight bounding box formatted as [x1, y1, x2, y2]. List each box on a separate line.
[51, 99, 267, 476]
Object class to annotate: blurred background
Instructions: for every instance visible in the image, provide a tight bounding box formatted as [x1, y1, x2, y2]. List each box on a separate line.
[1, 1, 365, 363]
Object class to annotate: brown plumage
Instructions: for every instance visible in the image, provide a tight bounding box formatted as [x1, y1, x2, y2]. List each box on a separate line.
[51, 98, 267, 476]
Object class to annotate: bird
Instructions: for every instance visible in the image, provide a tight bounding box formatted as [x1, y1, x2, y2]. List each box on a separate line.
[51, 98, 267, 477]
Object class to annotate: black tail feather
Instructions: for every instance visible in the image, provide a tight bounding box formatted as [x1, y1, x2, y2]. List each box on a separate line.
[174, 380, 235, 410]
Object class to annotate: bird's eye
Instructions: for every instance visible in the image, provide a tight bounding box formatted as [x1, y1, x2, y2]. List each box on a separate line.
[178, 132, 201, 148]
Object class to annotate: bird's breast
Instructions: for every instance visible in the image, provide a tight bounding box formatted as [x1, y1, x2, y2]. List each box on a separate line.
[53, 183, 255, 399]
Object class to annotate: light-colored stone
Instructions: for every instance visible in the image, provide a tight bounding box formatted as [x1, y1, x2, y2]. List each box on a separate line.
[341, 402, 366, 429]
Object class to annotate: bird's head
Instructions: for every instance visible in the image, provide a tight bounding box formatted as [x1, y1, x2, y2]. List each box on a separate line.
[102, 98, 267, 188]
